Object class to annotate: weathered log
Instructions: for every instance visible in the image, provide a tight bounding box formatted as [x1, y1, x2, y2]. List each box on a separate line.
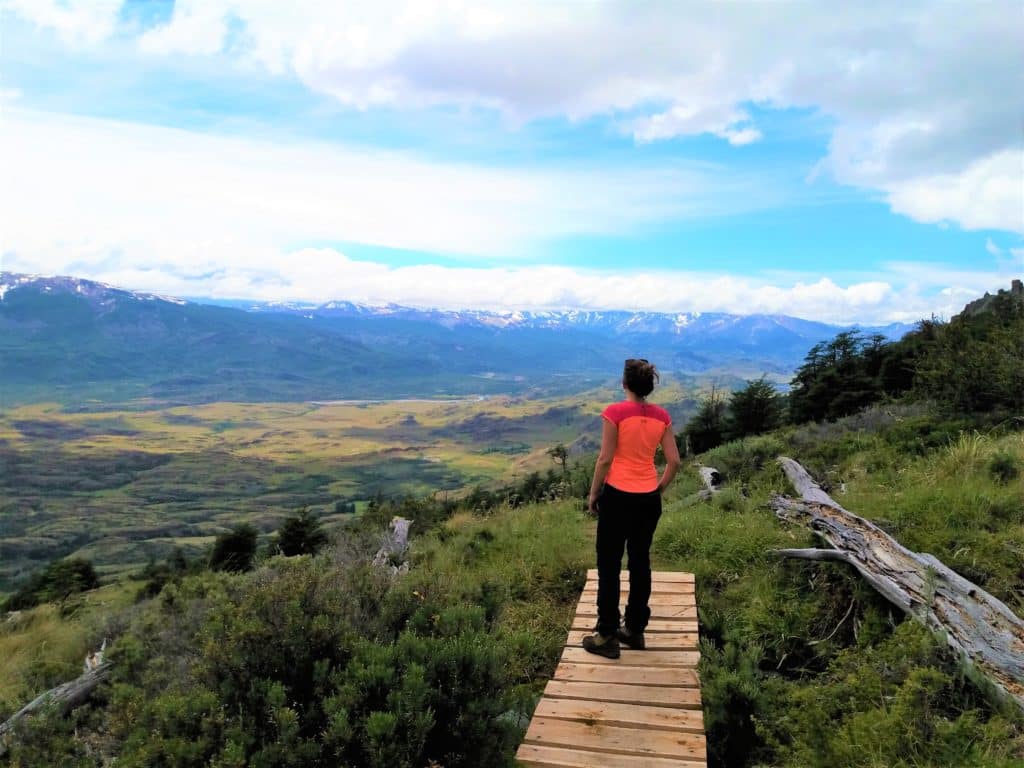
[770, 547, 851, 563]
[696, 465, 723, 501]
[372, 516, 412, 575]
[771, 456, 1024, 712]
[0, 662, 111, 752]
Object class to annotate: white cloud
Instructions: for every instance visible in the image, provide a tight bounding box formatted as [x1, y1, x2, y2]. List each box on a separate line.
[859, 149, 1023, 235]
[5, 245, 1002, 325]
[1, 0, 121, 46]
[0, 107, 769, 273]
[632, 104, 762, 146]
[986, 238, 1002, 256]
[137, 3, 228, 56]
[47, 1, 1013, 234]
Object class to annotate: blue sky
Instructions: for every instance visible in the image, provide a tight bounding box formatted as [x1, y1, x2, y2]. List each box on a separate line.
[1, 1, 1021, 323]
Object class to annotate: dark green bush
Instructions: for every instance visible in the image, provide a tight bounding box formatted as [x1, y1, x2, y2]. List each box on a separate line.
[98, 556, 521, 768]
[209, 523, 258, 572]
[3, 557, 100, 611]
[989, 452, 1020, 484]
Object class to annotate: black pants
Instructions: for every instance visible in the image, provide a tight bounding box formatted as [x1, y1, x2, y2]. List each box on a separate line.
[595, 483, 662, 637]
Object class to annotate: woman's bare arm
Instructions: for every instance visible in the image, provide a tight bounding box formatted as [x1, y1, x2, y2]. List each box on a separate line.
[657, 426, 681, 493]
[588, 419, 617, 513]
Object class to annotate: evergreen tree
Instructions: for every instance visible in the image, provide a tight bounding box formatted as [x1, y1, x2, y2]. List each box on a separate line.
[3, 557, 100, 610]
[914, 292, 1024, 413]
[209, 523, 259, 572]
[276, 508, 329, 557]
[725, 377, 782, 440]
[788, 330, 886, 423]
[684, 387, 727, 454]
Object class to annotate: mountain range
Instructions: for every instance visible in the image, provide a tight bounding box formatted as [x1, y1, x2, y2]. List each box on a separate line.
[0, 272, 916, 406]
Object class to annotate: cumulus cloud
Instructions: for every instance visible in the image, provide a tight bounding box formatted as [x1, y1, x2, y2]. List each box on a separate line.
[1, 107, 772, 279]
[4, 242, 1004, 325]
[632, 104, 762, 146]
[5, 2, 1021, 231]
[1, 0, 121, 46]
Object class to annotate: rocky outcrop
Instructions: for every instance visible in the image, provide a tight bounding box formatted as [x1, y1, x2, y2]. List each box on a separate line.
[959, 278, 1023, 317]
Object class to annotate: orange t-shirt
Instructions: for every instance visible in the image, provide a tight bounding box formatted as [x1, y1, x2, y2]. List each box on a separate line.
[602, 401, 672, 493]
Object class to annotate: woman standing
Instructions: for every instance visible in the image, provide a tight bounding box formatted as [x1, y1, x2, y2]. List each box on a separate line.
[583, 359, 681, 658]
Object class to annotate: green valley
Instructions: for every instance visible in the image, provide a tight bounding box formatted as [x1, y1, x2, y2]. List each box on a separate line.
[0, 385, 702, 595]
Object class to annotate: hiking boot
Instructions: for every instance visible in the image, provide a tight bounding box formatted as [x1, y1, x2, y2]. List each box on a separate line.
[615, 625, 646, 650]
[582, 632, 620, 659]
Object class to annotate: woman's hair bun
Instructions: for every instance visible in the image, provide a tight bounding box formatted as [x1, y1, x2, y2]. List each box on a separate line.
[623, 358, 658, 397]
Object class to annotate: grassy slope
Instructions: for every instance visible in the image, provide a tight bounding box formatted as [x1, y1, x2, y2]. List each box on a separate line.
[0, 581, 137, 715]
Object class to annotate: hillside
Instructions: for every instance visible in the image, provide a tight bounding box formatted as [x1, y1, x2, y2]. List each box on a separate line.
[1, 272, 913, 407]
[2, 406, 1022, 766]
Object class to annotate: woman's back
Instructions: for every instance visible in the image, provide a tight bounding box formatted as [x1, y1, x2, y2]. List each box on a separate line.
[602, 400, 672, 493]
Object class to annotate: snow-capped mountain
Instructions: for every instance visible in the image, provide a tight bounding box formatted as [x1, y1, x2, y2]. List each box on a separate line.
[0, 272, 918, 406]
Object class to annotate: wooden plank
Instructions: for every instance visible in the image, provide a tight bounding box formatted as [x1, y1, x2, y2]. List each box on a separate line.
[522, 717, 706, 762]
[587, 569, 694, 583]
[583, 581, 695, 595]
[580, 592, 695, 606]
[560, 647, 700, 668]
[565, 630, 699, 650]
[576, 603, 697, 620]
[534, 698, 704, 734]
[554, 662, 700, 688]
[570, 618, 699, 633]
[516, 743, 705, 768]
[543, 680, 703, 710]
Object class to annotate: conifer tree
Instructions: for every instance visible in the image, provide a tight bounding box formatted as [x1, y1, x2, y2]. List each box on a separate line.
[276, 508, 329, 557]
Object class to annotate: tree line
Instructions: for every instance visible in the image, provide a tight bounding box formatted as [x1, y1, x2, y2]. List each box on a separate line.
[682, 291, 1024, 454]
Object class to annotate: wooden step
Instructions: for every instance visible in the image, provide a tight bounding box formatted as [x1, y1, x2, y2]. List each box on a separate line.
[522, 718, 706, 762]
[532, 697, 704, 734]
[560, 647, 700, 668]
[553, 662, 700, 688]
[570, 617, 699, 633]
[579, 591, 696, 606]
[516, 743, 705, 767]
[543, 680, 703, 710]
[565, 630, 699, 651]
[585, 573, 696, 581]
[576, 602, 698, 620]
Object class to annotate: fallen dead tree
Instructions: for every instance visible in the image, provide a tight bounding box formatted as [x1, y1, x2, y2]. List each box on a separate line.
[696, 465, 723, 500]
[0, 661, 111, 755]
[770, 455, 1024, 713]
[681, 464, 724, 506]
[373, 516, 411, 576]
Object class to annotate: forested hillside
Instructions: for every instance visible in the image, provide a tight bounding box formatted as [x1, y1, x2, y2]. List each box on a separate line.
[1, 285, 1022, 767]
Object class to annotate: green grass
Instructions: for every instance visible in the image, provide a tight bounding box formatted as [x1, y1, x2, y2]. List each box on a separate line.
[0, 581, 136, 719]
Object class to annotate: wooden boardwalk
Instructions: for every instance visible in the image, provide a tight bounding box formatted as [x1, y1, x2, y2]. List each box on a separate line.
[516, 570, 705, 767]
